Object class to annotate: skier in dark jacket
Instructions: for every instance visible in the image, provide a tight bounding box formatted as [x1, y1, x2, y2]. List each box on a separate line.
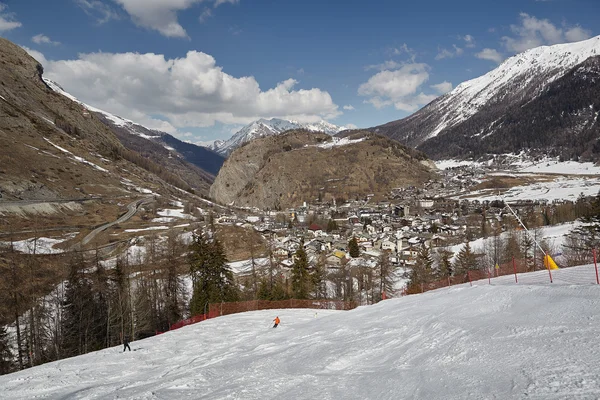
[122, 333, 131, 352]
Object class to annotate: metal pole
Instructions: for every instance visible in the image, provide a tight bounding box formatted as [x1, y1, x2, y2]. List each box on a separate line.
[594, 249, 599, 285]
[513, 256, 518, 284]
[503, 199, 547, 255]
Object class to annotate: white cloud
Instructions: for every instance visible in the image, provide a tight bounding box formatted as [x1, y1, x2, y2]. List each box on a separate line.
[0, 3, 22, 32]
[215, 0, 238, 5]
[462, 35, 475, 48]
[40, 50, 340, 130]
[475, 48, 504, 64]
[114, 0, 238, 38]
[365, 60, 402, 71]
[359, 64, 429, 100]
[344, 123, 358, 129]
[430, 81, 453, 94]
[501, 13, 592, 53]
[565, 26, 593, 42]
[198, 7, 212, 23]
[389, 43, 416, 62]
[435, 45, 463, 60]
[358, 63, 439, 112]
[22, 46, 48, 67]
[343, 105, 355, 111]
[75, 0, 120, 24]
[435, 48, 453, 61]
[32, 34, 60, 46]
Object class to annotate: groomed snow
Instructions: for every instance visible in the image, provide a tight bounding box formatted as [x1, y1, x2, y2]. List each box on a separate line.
[2, 274, 600, 399]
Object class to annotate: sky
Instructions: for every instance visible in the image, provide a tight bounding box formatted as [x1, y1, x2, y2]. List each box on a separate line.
[0, 0, 599, 145]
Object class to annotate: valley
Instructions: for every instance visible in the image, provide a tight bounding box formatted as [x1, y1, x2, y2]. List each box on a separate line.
[0, 4, 600, 397]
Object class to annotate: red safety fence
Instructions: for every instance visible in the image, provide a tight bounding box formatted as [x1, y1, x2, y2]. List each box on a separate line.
[402, 249, 600, 296]
[169, 312, 215, 331]
[209, 299, 356, 318]
[168, 299, 355, 332]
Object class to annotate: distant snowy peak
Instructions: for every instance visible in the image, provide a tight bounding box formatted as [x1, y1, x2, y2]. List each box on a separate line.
[432, 35, 600, 137]
[372, 35, 600, 149]
[213, 118, 346, 156]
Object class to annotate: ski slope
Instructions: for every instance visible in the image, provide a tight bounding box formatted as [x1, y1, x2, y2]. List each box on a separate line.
[1, 275, 600, 399]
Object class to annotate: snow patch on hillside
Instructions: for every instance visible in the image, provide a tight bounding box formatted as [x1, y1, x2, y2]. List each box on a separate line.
[1, 234, 78, 254]
[427, 35, 600, 138]
[308, 136, 366, 149]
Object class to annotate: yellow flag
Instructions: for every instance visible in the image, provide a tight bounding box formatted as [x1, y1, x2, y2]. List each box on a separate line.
[544, 255, 559, 270]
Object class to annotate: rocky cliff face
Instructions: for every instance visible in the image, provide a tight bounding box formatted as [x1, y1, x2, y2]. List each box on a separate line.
[210, 130, 436, 209]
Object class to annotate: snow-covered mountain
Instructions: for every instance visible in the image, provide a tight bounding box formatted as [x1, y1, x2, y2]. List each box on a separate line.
[372, 35, 600, 160]
[211, 118, 346, 156]
[44, 79, 224, 176]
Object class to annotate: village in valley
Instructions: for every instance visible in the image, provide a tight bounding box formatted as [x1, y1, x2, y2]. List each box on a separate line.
[184, 159, 597, 301]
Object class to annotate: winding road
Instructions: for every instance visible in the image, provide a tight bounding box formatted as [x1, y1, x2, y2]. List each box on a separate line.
[80, 197, 154, 246]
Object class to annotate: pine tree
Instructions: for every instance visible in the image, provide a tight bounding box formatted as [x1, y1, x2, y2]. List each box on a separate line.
[163, 232, 184, 330]
[109, 256, 132, 348]
[61, 253, 95, 357]
[348, 237, 360, 258]
[436, 248, 454, 279]
[376, 250, 396, 301]
[416, 244, 435, 282]
[454, 242, 477, 275]
[326, 219, 338, 233]
[189, 234, 238, 315]
[291, 244, 312, 299]
[311, 254, 327, 299]
[406, 245, 434, 293]
[0, 325, 13, 374]
[502, 232, 522, 264]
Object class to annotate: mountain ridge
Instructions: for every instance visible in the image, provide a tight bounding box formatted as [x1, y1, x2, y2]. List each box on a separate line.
[210, 118, 346, 156]
[210, 130, 436, 209]
[43, 79, 225, 177]
[370, 35, 600, 159]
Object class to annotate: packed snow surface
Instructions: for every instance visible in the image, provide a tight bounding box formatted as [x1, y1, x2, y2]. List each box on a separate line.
[2, 273, 600, 399]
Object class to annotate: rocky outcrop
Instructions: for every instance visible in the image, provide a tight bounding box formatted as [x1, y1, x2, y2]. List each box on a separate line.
[210, 130, 436, 209]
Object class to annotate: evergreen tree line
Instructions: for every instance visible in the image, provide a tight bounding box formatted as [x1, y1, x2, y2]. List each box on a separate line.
[0, 231, 187, 375]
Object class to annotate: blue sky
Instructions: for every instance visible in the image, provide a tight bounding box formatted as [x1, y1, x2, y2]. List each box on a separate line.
[0, 0, 598, 144]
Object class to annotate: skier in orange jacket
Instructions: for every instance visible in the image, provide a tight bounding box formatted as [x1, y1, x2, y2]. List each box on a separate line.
[273, 316, 280, 328]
